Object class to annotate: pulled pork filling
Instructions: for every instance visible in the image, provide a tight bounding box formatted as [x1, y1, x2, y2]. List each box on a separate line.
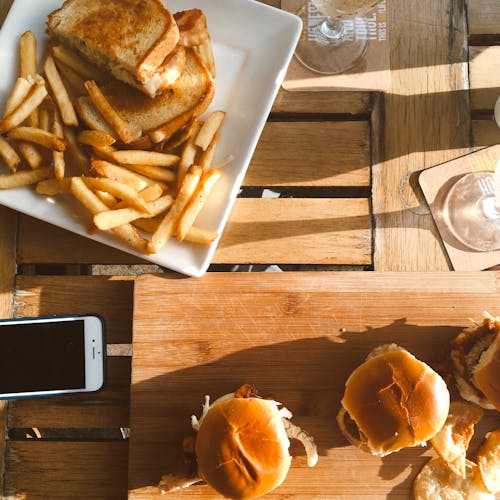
[452, 318, 498, 386]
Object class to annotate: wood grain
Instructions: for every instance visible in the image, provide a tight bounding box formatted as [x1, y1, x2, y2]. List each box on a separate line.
[8, 357, 131, 428]
[0, 0, 13, 27]
[4, 441, 128, 499]
[271, 88, 371, 115]
[14, 275, 134, 343]
[372, 0, 471, 271]
[247, 122, 370, 187]
[0, 207, 17, 496]
[468, 0, 500, 35]
[0, 7, 16, 496]
[473, 119, 500, 147]
[18, 197, 372, 266]
[8, 276, 134, 428]
[469, 46, 500, 111]
[129, 272, 500, 498]
[214, 198, 371, 265]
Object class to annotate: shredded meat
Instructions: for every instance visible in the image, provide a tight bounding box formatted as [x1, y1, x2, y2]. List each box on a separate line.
[234, 383, 259, 399]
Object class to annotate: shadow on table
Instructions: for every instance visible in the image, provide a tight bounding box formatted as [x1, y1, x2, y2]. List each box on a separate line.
[127, 318, 460, 495]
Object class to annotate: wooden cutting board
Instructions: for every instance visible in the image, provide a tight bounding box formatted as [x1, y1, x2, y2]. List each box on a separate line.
[128, 272, 500, 499]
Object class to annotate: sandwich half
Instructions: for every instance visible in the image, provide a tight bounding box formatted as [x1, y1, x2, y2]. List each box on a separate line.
[47, 0, 182, 97]
[76, 48, 215, 143]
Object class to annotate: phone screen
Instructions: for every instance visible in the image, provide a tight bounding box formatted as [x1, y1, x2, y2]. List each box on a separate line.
[0, 319, 86, 393]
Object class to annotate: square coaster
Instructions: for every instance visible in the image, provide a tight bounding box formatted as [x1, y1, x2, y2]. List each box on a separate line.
[281, 0, 391, 91]
[419, 145, 500, 271]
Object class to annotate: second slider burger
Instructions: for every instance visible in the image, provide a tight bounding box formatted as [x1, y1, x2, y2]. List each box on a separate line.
[337, 344, 450, 457]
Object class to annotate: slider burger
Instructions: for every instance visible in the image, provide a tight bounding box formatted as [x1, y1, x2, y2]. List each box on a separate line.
[451, 312, 500, 411]
[159, 384, 318, 499]
[337, 344, 450, 456]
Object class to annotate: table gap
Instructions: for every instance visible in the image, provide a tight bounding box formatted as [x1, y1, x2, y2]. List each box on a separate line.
[8, 428, 128, 441]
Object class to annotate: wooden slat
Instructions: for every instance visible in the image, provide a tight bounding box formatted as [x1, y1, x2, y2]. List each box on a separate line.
[14, 276, 134, 344]
[468, 0, 500, 35]
[0, 0, 13, 26]
[472, 119, 500, 147]
[19, 197, 371, 266]
[4, 441, 128, 499]
[0, 207, 17, 495]
[128, 272, 500, 498]
[372, 0, 470, 271]
[272, 88, 371, 115]
[469, 46, 500, 111]
[0, 0, 17, 472]
[213, 198, 371, 265]
[247, 122, 370, 187]
[18, 216, 142, 264]
[9, 357, 130, 428]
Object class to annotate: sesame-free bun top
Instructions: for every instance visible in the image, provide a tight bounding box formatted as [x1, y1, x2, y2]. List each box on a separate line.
[195, 397, 292, 500]
[340, 344, 450, 456]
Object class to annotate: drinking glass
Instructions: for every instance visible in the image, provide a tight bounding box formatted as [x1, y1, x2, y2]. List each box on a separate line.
[443, 170, 500, 252]
[294, 0, 383, 74]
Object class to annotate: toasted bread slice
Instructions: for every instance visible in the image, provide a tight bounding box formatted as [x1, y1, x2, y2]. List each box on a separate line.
[117, 43, 187, 98]
[47, 0, 180, 85]
[175, 9, 216, 77]
[76, 49, 215, 143]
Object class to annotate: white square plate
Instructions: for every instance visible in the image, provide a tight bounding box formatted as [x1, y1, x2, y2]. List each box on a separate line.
[0, 0, 302, 277]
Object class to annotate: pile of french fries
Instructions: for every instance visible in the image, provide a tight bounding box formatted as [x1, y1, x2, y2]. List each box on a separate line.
[0, 30, 226, 256]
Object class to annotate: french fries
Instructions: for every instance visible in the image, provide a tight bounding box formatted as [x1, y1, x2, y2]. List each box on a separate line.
[111, 150, 179, 167]
[0, 166, 53, 189]
[178, 121, 201, 189]
[91, 160, 149, 191]
[136, 183, 163, 202]
[63, 125, 89, 173]
[199, 132, 218, 171]
[70, 177, 148, 253]
[84, 80, 140, 144]
[148, 165, 202, 254]
[19, 30, 39, 128]
[83, 176, 151, 214]
[44, 54, 78, 127]
[19, 31, 37, 79]
[177, 168, 221, 241]
[52, 112, 66, 179]
[121, 163, 176, 183]
[8, 126, 66, 151]
[18, 141, 43, 169]
[0, 81, 48, 133]
[36, 177, 72, 195]
[195, 110, 225, 150]
[38, 104, 52, 132]
[77, 129, 116, 148]
[94, 194, 174, 230]
[0, 28, 225, 262]
[0, 136, 21, 172]
[183, 226, 218, 244]
[2, 77, 33, 118]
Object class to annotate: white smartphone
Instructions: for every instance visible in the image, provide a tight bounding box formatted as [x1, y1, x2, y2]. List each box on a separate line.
[0, 314, 105, 399]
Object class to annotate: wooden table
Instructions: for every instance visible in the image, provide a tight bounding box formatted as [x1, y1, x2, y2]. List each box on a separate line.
[0, 0, 499, 497]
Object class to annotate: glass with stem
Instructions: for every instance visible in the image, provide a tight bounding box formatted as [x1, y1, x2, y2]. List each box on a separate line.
[294, 0, 384, 74]
[443, 163, 500, 252]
